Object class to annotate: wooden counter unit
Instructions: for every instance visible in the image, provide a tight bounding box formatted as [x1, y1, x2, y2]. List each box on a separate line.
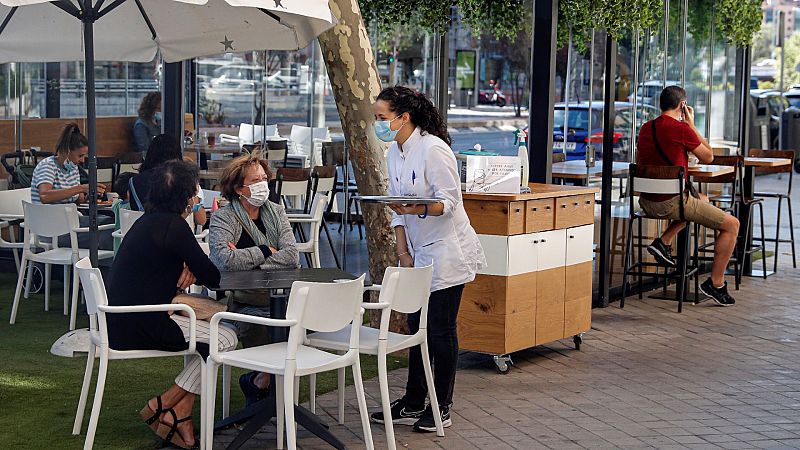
[460, 183, 598, 371]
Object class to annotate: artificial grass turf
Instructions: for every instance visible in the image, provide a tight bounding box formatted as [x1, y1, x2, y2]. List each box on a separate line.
[0, 274, 406, 449]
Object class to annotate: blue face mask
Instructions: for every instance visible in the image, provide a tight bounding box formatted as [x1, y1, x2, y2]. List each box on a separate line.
[374, 116, 402, 143]
[64, 160, 77, 171]
[153, 112, 162, 123]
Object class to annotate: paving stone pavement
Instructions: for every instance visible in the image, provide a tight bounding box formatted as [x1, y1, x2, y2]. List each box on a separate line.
[214, 174, 800, 449]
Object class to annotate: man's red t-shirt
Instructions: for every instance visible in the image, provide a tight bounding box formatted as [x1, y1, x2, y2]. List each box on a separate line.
[636, 115, 701, 201]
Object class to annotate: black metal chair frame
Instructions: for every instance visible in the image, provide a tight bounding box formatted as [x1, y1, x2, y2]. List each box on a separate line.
[620, 164, 700, 313]
[749, 149, 796, 273]
[695, 156, 767, 290]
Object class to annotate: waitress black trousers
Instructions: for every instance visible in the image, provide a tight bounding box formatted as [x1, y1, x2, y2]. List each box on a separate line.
[403, 283, 464, 409]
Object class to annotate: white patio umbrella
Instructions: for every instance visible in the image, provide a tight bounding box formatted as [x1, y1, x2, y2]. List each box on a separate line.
[0, 0, 335, 265]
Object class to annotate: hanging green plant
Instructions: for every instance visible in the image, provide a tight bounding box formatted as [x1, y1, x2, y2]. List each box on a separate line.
[687, 0, 714, 43]
[714, 0, 763, 47]
[556, 0, 662, 50]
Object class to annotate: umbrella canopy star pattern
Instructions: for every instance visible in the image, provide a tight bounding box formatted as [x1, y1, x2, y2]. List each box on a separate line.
[220, 35, 235, 51]
[0, 0, 336, 63]
[0, 0, 335, 265]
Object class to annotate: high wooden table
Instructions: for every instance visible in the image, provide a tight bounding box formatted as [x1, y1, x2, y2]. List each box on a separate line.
[740, 157, 793, 276]
[460, 183, 599, 372]
[551, 160, 629, 181]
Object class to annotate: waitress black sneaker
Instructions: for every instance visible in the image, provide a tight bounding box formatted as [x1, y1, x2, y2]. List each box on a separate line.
[647, 238, 677, 267]
[699, 278, 736, 306]
[370, 399, 425, 426]
[412, 404, 452, 433]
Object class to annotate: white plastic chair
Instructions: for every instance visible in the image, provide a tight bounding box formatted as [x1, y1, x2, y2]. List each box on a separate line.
[70, 257, 209, 450]
[0, 187, 32, 271]
[219, 123, 265, 147]
[110, 209, 144, 241]
[205, 275, 374, 450]
[290, 125, 329, 167]
[289, 194, 328, 268]
[9, 202, 114, 330]
[306, 265, 444, 449]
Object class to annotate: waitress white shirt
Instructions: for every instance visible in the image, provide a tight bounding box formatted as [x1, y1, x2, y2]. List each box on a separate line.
[387, 127, 485, 292]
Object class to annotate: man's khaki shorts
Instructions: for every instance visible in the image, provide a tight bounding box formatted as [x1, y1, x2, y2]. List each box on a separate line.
[639, 194, 727, 230]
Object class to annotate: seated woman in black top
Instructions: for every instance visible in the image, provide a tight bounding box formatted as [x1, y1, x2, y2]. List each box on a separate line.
[108, 160, 237, 449]
[129, 134, 206, 228]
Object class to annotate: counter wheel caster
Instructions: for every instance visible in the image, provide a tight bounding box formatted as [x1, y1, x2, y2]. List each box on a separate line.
[493, 355, 513, 374]
[573, 334, 583, 351]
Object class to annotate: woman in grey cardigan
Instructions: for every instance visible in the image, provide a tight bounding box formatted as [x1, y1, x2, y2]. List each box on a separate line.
[209, 154, 298, 404]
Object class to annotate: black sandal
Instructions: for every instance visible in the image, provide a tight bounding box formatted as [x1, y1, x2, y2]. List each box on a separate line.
[155, 408, 198, 450]
[139, 395, 165, 432]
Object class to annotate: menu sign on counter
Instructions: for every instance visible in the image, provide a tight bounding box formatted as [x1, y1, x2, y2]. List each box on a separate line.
[464, 156, 521, 194]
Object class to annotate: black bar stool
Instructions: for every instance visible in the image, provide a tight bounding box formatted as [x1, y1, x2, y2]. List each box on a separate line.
[749, 149, 796, 273]
[620, 164, 699, 312]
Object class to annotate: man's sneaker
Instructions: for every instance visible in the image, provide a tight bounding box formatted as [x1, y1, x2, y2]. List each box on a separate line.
[370, 399, 425, 426]
[699, 278, 736, 306]
[647, 238, 677, 267]
[412, 404, 452, 433]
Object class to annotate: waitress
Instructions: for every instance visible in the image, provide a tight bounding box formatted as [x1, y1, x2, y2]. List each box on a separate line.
[370, 86, 485, 433]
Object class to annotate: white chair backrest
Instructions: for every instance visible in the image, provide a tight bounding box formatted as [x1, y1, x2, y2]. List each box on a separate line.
[75, 257, 108, 316]
[265, 124, 279, 138]
[202, 189, 221, 209]
[309, 194, 328, 222]
[287, 275, 365, 334]
[119, 209, 145, 236]
[290, 125, 312, 154]
[23, 201, 79, 241]
[313, 173, 336, 194]
[382, 265, 434, 316]
[632, 177, 683, 195]
[0, 188, 31, 217]
[267, 148, 288, 162]
[312, 127, 329, 141]
[238, 123, 265, 145]
[97, 168, 113, 184]
[280, 179, 309, 198]
[118, 163, 140, 176]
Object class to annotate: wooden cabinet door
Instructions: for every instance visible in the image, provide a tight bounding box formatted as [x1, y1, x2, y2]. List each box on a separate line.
[535, 267, 566, 344]
[566, 224, 595, 266]
[536, 229, 566, 271]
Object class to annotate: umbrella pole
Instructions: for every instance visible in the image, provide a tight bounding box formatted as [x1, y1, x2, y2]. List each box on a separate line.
[83, 12, 99, 267]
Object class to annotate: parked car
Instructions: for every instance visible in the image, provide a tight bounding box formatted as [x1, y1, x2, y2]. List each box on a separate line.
[749, 89, 788, 150]
[551, 102, 660, 161]
[784, 84, 800, 108]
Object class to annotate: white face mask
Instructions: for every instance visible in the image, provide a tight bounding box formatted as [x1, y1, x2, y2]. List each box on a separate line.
[244, 180, 270, 207]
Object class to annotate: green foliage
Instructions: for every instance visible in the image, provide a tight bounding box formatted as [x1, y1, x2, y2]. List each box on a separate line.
[687, 0, 714, 43]
[777, 32, 800, 88]
[359, 0, 525, 41]
[556, 0, 661, 50]
[714, 0, 763, 47]
[556, 0, 761, 50]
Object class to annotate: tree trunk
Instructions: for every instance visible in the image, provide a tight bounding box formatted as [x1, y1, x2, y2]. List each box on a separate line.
[318, 0, 408, 333]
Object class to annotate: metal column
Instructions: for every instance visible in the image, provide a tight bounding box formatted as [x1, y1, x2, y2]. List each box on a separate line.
[528, 0, 558, 183]
[597, 37, 618, 307]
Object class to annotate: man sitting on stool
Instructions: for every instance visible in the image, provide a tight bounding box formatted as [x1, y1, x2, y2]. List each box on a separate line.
[636, 85, 739, 306]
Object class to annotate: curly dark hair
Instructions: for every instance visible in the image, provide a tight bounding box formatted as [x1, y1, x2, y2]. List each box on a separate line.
[140, 134, 182, 172]
[138, 91, 161, 120]
[376, 86, 451, 146]
[145, 160, 199, 215]
[55, 123, 88, 157]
